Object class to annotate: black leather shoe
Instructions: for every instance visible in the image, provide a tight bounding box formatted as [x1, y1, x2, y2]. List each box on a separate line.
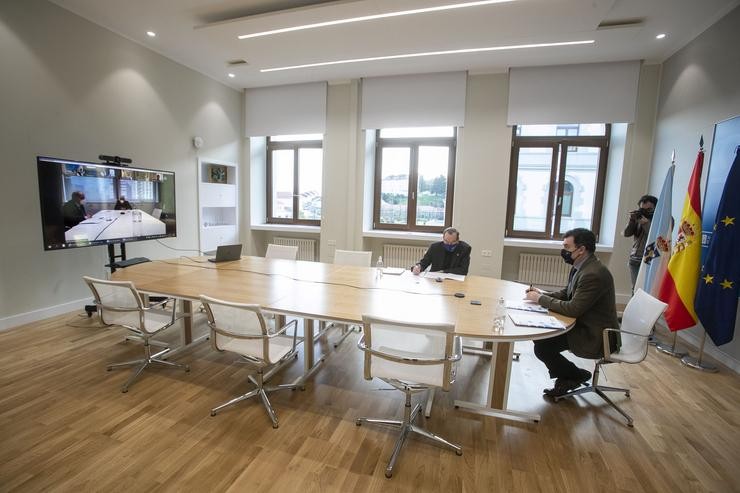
[543, 369, 592, 397]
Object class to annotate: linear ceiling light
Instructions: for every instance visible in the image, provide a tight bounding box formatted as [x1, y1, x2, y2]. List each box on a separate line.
[260, 40, 595, 72]
[237, 0, 515, 40]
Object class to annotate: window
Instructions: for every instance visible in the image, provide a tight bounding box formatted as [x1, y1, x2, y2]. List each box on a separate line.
[506, 124, 610, 240]
[373, 127, 456, 232]
[267, 134, 323, 224]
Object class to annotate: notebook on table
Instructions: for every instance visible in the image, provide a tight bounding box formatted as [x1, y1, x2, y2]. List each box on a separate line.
[208, 244, 243, 263]
[508, 312, 566, 329]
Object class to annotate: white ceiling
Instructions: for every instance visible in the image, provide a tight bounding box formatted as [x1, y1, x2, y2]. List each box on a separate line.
[49, 0, 739, 89]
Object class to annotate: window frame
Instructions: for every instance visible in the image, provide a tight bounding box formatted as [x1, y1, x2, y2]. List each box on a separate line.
[372, 129, 457, 232]
[266, 136, 323, 225]
[505, 125, 610, 241]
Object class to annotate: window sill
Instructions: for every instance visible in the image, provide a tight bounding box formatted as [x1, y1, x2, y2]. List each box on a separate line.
[363, 230, 438, 241]
[504, 237, 613, 253]
[250, 223, 321, 234]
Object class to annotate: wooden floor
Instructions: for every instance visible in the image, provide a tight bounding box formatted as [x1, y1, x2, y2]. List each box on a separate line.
[1, 311, 739, 493]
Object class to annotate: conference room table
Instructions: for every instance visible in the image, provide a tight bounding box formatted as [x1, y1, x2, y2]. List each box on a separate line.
[66, 209, 165, 242]
[111, 255, 574, 423]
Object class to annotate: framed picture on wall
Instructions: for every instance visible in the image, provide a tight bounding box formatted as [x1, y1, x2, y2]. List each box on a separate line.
[209, 165, 227, 184]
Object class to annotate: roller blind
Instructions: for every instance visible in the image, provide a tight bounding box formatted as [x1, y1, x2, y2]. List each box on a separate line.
[507, 61, 641, 125]
[361, 71, 467, 129]
[244, 82, 327, 137]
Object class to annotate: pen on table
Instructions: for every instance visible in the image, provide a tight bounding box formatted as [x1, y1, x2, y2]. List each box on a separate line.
[528, 283, 533, 293]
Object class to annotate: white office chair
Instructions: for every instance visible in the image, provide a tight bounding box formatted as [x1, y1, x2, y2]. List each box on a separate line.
[356, 315, 463, 478]
[151, 208, 162, 220]
[200, 295, 300, 429]
[83, 276, 190, 393]
[265, 243, 298, 260]
[554, 288, 668, 427]
[325, 249, 373, 347]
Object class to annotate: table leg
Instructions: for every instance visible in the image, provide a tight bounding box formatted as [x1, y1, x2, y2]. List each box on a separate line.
[292, 317, 324, 389]
[454, 341, 541, 423]
[182, 300, 193, 345]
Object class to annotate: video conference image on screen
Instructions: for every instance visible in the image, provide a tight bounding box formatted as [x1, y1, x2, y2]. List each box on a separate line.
[37, 157, 177, 251]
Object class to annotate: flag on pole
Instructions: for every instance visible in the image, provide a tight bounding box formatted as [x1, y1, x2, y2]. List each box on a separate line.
[658, 141, 704, 331]
[635, 164, 675, 297]
[695, 148, 740, 346]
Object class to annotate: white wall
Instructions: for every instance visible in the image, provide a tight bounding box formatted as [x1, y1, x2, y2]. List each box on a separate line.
[0, 0, 242, 328]
[649, 5, 740, 368]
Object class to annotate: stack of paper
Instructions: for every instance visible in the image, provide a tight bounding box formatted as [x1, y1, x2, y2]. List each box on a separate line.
[505, 300, 548, 313]
[508, 312, 566, 329]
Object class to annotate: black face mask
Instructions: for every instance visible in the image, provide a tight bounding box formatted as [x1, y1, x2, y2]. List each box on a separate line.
[560, 248, 575, 265]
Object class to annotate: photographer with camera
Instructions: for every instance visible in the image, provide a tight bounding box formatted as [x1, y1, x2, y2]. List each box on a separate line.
[623, 194, 658, 292]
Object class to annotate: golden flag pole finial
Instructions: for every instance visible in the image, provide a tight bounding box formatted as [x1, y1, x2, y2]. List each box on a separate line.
[671, 149, 676, 164]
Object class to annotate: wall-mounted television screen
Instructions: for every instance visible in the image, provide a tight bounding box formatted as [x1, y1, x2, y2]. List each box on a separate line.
[37, 156, 177, 251]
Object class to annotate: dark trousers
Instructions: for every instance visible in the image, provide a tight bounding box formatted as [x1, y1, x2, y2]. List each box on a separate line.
[533, 334, 585, 380]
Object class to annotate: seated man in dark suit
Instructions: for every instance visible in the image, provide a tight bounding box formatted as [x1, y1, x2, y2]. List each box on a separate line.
[411, 227, 472, 276]
[114, 195, 132, 210]
[61, 191, 89, 228]
[525, 228, 620, 397]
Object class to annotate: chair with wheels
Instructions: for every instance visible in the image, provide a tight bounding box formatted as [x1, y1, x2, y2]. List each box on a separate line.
[356, 315, 463, 478]
[554, 288, 668, 427]
[83, 276, 190, 393]
[200, 295, 300, 428]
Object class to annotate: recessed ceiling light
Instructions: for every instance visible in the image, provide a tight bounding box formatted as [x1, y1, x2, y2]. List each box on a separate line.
[228, 73, 236, 78]
[146, 31, 156, 37]
[261, 40, 594, 72]
[238, 0, 515, 40]
[656, 33, 666, 39]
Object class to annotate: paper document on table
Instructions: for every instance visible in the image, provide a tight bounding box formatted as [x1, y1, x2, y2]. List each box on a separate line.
[382, 267, 406, 275]
[508, 312, 565, 329]
[505, 300, 548, 313]
[435, 272, 465, 281]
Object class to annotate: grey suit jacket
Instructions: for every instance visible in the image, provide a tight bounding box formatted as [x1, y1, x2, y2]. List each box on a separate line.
[537, 255, 620, 359]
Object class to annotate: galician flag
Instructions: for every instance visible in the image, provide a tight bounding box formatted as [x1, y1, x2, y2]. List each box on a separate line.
[695, 148, 740, 346]
[635, 164, 674, 297]
[658, 142, 704, 331]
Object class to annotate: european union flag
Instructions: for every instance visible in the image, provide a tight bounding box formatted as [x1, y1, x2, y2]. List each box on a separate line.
[695, 148, 740, 346]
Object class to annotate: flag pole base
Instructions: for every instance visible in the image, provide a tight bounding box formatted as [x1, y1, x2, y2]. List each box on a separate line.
[680, 355, 718, 373]
[655, 342, 687, 358]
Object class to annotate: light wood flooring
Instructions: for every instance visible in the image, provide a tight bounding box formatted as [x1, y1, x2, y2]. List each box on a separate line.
[0, 310, 739, 493]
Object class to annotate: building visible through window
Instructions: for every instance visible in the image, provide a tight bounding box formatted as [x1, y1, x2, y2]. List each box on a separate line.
[506, 124, 610, 240]
[267, 134, 323, 225]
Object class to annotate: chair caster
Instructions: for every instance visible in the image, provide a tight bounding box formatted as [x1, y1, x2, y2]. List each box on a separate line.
[185, 366, 191, 373]
[355, 420, 362, 426]
[625, 391, 631, 398]
[385, 472, 393, 479]
[272, 423, 279, 429]
[210, 411, 217, 417]
[122, 389, 128, 393]
[456, 450, 463, 456]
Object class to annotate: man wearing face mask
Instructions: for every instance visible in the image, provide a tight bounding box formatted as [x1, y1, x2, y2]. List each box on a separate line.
[61, 191, 90, 228]
[411, 227, 471, 275]
[624, 194, 658, 292]
[114, 195, 132, 210]
[524, 228, 619, 397]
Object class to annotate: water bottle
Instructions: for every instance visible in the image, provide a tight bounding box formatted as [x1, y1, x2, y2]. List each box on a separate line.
[376, 255, 384, 280]
[493, 297, 506, 332]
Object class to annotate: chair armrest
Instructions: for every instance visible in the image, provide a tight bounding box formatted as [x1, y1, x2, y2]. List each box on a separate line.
[602, 327, 649, 359]
[357, 336, 458, 366]
[144, 297, 177, 325]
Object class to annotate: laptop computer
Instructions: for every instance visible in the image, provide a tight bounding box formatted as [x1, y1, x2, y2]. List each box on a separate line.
[208, 244, 243, 263]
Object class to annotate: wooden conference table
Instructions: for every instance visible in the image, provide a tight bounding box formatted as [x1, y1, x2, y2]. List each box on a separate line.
[111, 256, 574, 422]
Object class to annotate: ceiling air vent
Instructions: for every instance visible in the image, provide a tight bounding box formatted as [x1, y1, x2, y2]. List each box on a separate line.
[597, 18, 644, 30]
[227, 59, 248, 66]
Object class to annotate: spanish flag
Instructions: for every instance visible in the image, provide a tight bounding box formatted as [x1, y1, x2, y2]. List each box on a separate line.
[658, 142, 704, 330]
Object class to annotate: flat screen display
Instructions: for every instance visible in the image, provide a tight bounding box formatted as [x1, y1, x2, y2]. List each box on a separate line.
[37, 156, 176, 250]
